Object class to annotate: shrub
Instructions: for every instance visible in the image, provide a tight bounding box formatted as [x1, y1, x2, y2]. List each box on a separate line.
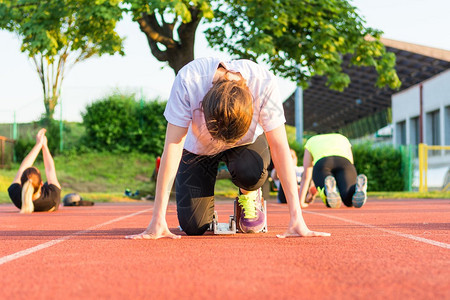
[82, 93, 167, 156]
[352, 143, 404, 191]
[12, 138, 35, 163]
[138, 100, 167, 154]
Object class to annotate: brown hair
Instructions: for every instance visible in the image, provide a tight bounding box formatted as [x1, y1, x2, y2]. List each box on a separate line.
[21, 167, 42, 194]
[20, 167, 42, 213]
[202, 78, 253, 144]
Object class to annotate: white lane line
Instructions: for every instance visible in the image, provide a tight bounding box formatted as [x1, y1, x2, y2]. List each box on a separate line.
[304, 210, 450, 249]
[0, 208, 153, 266]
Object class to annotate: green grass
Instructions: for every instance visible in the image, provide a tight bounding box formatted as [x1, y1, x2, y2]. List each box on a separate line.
[368, 191, 450, 199]
[0, 152, 157, 204]
[52, 152, 156, 194]
[0, 152, 241, 204]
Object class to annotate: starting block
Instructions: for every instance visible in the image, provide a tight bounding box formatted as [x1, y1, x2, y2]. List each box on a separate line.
[210, 199, 267, 235]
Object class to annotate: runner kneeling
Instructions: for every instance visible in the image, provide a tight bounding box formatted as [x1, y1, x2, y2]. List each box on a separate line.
[126, 57, 330, 239]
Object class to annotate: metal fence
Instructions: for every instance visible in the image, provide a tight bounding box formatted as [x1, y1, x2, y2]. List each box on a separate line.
[418, 144, 450, 192]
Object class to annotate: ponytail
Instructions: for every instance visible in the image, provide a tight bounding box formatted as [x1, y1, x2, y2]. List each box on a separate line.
[20, 179, 35, 214]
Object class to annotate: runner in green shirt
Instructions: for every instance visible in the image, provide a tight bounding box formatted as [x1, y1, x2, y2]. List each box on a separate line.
[299, 133, 367, 208]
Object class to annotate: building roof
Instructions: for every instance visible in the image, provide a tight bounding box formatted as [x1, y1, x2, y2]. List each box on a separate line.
[283, 38, 450, 136]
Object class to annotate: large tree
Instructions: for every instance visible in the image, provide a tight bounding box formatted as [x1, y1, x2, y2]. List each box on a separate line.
[126, 0, 400, 90]
[0, 0, 124, 120]
[1, 0, 401, 121]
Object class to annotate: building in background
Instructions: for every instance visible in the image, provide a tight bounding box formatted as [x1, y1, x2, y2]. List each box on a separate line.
[392, 69, 450, 190]
[283, 38, 450, 190]
[283, 38, 450, 140]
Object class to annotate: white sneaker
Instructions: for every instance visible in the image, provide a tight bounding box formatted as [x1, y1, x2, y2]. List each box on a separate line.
[352, 174, 368, 208]
[324, 175, 341, 208]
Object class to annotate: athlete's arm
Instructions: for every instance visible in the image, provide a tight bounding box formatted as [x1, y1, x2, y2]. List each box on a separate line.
[265, 125, 330, 238]
[12, 128, 45, 184]
[42, 135, 61, 189]
[126, 123, 187, 240]
[298, 149, 313, 207]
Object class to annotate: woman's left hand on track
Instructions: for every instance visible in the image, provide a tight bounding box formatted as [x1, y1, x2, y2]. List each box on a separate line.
[125, 219, 181, 240]
[125, 229, 181, 240]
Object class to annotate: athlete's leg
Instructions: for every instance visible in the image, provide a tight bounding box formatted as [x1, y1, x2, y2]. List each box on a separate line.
[312, 157, 334, 189]
[223, 134, 271, 191]
[223, 134, 270, 232]
[175, 150, 219, 235]
[312, 157, 333, 206]
[312, 157, 344, 208]
[333, 157, 357, 207]
[277, 184, 287, 203]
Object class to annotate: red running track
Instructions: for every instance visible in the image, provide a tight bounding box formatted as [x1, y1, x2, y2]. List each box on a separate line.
[0, 197, 449, 299]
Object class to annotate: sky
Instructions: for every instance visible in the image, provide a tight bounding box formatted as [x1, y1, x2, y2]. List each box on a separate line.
[0, 0, 449, 123]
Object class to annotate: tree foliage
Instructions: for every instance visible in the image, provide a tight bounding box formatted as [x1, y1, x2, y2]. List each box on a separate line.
[125, 0, 213, 73]
[1, 0, 401, 117]
[204, 0, 400, 90]
[0, 0, 125, 119]
[124, 0, 400, 90]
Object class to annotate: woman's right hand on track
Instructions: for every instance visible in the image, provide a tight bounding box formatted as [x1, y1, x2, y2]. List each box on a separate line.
[125, 219, 181, 240]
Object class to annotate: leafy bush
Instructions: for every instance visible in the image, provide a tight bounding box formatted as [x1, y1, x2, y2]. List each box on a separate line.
[13, 138, 36, 163]
[11, 120, 84, 161]
[138, 100, 168, 154]
[352, 143, 404, 191]
[82, 93, 167, 156]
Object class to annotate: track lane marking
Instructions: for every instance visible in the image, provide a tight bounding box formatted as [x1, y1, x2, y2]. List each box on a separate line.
[305, 210, 450, 249]
[0, 208, 153, 266]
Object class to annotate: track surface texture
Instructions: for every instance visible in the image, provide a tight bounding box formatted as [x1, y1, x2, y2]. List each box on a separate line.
[1, 197, 449, 300]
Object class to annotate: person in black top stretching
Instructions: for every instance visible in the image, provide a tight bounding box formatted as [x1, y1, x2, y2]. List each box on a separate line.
[8, 128, 61, 213]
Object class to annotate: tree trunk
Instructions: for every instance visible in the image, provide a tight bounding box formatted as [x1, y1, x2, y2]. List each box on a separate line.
[137, 7, 202, 74]
[33, 53, 65, 121]
[44, 96, 57, 120]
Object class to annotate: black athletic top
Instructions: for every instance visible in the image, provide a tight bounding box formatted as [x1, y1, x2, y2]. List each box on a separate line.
[8, 183, 61, 212]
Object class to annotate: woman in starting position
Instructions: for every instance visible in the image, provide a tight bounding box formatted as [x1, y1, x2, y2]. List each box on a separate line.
[127, 57, 330, 239]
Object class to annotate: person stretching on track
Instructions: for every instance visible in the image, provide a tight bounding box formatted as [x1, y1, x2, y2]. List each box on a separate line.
[126, 57, 330, 239]
[8, 128, 61, 213]
[298, 133, 368, 209]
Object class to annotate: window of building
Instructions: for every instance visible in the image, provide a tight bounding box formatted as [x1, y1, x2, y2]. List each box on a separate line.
[409, 116, 420, 145]
[409, 116, 419, 156]
[445, 106, 450, 145]
[426, 109, 440, 156]
[396, 120, 406, 145]
[445, 106, 450, 155]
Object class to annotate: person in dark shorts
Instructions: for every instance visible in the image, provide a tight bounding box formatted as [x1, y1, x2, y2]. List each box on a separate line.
[126, 57, 330, 239]
[8, 128, 61, 213]
[298, 133, 367, 209]
[271, 149, 318, 205]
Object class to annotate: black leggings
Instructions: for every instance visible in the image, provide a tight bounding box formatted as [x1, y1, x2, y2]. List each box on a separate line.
[175, 134, 271, 235]
[312, 156, 357, 207]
